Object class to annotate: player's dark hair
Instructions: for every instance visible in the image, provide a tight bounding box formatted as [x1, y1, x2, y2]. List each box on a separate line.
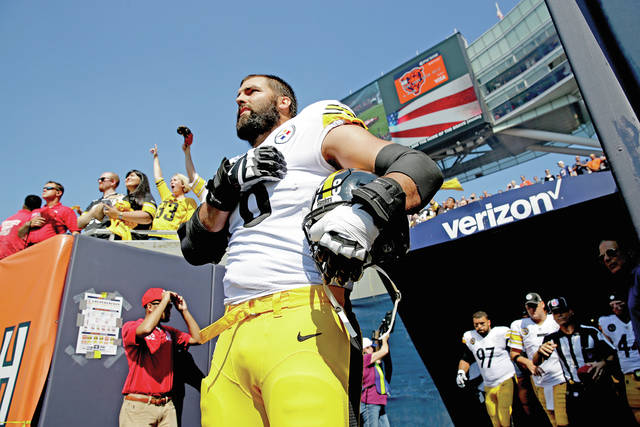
[241, 74, 297, 117]
[47, 181, 64, 196]
[24, 195, 42, 211]
[125, 170, 154, 207]
[472, 311, 489, 319]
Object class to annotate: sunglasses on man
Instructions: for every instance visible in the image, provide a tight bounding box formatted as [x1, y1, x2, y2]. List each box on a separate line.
[598, 248, 619, 263]
[98, 177, 112, 182]
[43, 186, 60, 191]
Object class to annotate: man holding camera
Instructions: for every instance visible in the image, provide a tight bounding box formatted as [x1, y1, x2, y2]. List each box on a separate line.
[119, 288, 201, 427]
[533, 297, 616, 426]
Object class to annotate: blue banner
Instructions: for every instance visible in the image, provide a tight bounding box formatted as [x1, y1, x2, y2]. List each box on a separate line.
[410, 172, 618, 251]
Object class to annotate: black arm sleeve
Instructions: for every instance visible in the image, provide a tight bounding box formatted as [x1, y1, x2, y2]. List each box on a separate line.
[374, 144, 443, 212]
[177, 205, 229, 265]
[461, 344, 475, 364]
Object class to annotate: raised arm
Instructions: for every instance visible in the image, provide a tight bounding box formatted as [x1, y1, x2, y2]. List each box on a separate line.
[183, 144, 197, 183]
[150, 144, 163, 181]
[173, 293, 202, 345]
[369, 334, 390, 364]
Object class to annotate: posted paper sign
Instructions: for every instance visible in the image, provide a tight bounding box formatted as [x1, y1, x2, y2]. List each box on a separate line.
[75, 292, 123, 356]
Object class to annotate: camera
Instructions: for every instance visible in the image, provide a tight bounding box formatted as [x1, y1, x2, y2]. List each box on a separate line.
[177, 126, 191, 136]
[376, 310, 394, 337]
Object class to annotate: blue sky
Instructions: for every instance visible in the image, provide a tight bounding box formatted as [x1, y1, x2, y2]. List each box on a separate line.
[0, 0, 578, 220]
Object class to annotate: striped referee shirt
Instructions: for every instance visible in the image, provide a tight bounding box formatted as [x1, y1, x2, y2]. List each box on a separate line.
[542, 325, 615, 383]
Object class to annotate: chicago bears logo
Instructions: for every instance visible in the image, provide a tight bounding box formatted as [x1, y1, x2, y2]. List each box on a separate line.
[399, 67, 425, 96]
[608, 324, 616, 332]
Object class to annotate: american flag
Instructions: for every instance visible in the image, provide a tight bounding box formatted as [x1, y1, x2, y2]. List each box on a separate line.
[386, 74, 483, 146]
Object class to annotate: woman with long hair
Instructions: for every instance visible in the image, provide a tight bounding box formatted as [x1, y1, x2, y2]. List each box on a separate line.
[104, 169, 156, 239]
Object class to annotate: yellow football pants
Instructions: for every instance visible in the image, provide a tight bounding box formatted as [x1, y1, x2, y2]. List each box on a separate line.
[200, 285, 350, 427]
[533, 382, 568, 426]
[484, 376, 514, 427]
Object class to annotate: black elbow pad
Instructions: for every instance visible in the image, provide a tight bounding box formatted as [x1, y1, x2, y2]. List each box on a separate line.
[178, 205, 229, 265]
[374, 144, 443, 210]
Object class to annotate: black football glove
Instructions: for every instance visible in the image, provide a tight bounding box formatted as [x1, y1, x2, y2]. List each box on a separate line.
[228, 146, 287, 191]
[205, 145, 287, 211]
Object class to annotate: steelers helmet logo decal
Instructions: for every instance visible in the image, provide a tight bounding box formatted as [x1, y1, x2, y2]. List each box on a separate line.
[470, 338, 475, 345]
[608, 324, 616, 332]
[275, 125, 295, 144]
[522, 328, 529, 336]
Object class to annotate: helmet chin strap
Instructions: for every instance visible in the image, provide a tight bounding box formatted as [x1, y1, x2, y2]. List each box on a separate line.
[370, 265, 402, 340]
[321, 264, 402, 347]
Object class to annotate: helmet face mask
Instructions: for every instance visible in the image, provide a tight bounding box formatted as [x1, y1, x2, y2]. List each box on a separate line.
[302, 168, 410, 287]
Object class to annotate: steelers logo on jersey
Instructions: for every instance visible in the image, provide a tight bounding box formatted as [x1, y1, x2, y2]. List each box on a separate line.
[608, 324, 616, 332]
[470, 338, 475, 345]
[275, 125, 295, 144]
[522, 328, 529, 336]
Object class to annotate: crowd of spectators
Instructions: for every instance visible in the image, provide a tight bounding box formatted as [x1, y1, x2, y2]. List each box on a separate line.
[0, 148, 611, 257]
[0, 127, 203, 260]
[410, 154, 610, 227]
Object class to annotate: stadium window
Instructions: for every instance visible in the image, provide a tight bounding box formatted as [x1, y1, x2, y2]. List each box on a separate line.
[536, 3, 551, 22]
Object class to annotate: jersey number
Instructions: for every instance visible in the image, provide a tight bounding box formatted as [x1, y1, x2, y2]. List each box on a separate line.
[239, 184, 272, 228]
[476, 347, 495, 368]
[156, 202, 178, 222]
[618, 334, 631, 358]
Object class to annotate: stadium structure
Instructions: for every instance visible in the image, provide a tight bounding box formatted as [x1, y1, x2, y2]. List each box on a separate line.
[2, 0, 640, 426]
[341, 0, 602, 184]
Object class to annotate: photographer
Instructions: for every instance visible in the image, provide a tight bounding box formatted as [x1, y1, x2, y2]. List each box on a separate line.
[361, 334, 391, 427]
[119, 288, 202, 427]
[533, 297, 617, 426]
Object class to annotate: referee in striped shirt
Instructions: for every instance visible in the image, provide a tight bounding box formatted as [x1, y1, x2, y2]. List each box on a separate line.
[533, 297, 617, 426]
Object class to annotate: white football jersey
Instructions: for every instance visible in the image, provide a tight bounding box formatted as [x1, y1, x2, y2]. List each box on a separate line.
[462, 326, 515, 388]
[508, 315, 565, 387]
[599, 314, 640, 374]
[223, 101, 364, 305]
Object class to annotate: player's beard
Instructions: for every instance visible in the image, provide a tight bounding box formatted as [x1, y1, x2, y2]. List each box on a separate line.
[236, 98, 280, 146]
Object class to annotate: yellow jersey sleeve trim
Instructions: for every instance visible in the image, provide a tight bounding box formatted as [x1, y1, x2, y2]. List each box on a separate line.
[322, 103, 366, 130]
[142, 201, 157, 217]
[155, 178, 173, 201]
[190, 174, 207, 202]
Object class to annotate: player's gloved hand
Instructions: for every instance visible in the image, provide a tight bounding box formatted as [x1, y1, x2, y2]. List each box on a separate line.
[205, 158, 241, 211]
[308, 204, 379, 261]
[205, 146, 287, 211]
[456, 369, 467, 388]
[177, 125, 193, 146]
[227, 146, 287, 191]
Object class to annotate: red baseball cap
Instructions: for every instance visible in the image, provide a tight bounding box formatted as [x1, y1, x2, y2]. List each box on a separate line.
[141, 288, 164, 307]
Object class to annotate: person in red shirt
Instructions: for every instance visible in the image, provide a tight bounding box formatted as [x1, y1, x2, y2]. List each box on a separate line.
[120, 288, 202, 427]
[18, 181, 80, 244]
[0, 195, 42, 259]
